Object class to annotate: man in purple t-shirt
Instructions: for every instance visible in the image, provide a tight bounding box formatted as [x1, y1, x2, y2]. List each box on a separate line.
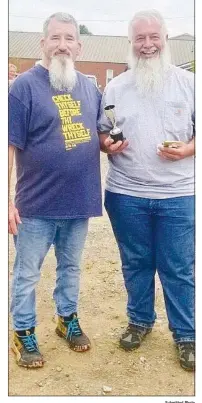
[9, 12, 102, 368]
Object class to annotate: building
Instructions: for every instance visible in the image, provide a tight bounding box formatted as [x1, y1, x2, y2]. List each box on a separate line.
[9, 31, 195, 90]
[167, 34, 195, 72]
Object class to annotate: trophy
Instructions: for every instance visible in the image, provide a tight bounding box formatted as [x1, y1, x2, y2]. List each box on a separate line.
[104, 105, 125, 143]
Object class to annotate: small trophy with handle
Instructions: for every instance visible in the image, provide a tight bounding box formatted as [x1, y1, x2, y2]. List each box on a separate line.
[104, 105, 125, 143]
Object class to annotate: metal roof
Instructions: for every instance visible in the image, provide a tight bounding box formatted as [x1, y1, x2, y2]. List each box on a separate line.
[169, 33, 194, 41]
[9, 31, 195, 66]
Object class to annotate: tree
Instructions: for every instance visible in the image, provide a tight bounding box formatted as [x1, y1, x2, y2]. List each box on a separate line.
[79, 24, 93, 35]
[190, 61, 195, 73]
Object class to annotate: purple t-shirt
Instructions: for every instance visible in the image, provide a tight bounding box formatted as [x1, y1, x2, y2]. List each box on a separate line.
[9, 65, 102, 219]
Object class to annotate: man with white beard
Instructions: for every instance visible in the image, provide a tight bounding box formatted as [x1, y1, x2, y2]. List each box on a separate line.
[9, 12, 102, 368]
[98, 10, 195, 371]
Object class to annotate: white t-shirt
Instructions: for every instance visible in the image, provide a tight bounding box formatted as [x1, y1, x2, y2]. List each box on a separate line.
[98, 65, 194, 199]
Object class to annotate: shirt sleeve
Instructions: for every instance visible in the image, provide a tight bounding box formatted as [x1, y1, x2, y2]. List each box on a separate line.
[97, 89, 114, 133]
[9, 93, 30, 150]
[192, 112, 195, 136]
[95, 88, 102, 130]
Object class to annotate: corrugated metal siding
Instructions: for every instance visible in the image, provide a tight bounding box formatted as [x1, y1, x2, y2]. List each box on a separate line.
[9, 31, 194, 66]
[9, 32, 43, 59]
[79, 35, 130, 63]
[169, 39, 194, 66]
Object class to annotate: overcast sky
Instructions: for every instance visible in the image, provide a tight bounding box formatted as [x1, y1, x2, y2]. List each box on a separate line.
[9, 0, 194, 37]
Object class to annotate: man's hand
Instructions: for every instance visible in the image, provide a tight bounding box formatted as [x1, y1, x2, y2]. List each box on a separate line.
[100, 134, 129, 155]
[157, 140, 195, 161]
[9, 200, 22, 235]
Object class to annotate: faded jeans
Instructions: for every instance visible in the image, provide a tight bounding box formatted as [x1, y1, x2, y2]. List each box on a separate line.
[10, 217, 89, 330]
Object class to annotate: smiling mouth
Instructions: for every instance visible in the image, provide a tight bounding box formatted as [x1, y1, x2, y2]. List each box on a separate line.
[141, 50, 158, 55]
[55, 52, 71, 57]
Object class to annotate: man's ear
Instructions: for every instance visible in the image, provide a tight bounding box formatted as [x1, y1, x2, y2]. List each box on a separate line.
[40, 38, 45, 50]
[76, 41, 82, 57]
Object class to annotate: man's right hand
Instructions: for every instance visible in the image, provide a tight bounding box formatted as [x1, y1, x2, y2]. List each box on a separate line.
[9, 200, 22, 235]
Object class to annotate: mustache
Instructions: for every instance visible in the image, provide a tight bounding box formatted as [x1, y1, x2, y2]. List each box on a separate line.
[128, 43, 171, 69]
[54, 52, 71, 57]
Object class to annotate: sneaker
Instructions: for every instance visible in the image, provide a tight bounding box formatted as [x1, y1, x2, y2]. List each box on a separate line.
[177, 341, 195, 371]
[55, 313, 91, 352]
[120, 324, 152, 350]
[12, 328, 44, 368]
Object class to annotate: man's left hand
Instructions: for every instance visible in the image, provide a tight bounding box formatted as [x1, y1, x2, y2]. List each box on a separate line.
[157, 141, 195, 161]
[100, 134, 129, 155]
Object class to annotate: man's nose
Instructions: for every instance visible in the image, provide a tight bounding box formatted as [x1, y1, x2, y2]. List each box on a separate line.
[143, 36, 153, 48]
[58, 37, 67, 51]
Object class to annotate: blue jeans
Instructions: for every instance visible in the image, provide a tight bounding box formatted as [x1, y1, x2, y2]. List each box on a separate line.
[105, 191, 195, 343]
[10, 217, 89, 330]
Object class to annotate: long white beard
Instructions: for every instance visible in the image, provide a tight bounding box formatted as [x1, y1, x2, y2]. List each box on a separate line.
[128, 44, 171, 96]
[49, 55, 77, 92]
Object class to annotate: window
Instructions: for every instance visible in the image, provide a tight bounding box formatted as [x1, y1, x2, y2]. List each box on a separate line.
[106, 69, 114, 85]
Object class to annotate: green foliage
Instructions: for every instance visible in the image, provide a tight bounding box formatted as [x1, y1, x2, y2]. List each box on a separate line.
[190, 61, 195, 72]
[79, 25, 93, 35]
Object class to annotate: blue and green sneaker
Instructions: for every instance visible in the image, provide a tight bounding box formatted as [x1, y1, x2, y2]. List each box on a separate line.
[12, 328, 44, 368]
[56, 313, 91, 352]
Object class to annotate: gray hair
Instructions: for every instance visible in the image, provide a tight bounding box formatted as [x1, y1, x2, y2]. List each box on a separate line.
[43, 12, 80, 39]
[128, 9, 168, 41]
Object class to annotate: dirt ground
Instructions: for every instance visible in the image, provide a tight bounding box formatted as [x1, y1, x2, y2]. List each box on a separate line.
[8, 153, 195, 397]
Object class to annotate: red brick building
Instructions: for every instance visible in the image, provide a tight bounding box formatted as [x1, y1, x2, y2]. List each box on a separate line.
[9, 32, 194, 91]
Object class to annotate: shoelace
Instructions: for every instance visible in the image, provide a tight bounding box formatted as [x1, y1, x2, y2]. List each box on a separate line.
[178, 342, 195, 354]
[66, 317, 82, 340]
[20, 334, 39, 353]
[127, 325, 145, 336]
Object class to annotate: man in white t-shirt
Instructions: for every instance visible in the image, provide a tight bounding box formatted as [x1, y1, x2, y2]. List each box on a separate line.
[98, 9, 195, 371]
